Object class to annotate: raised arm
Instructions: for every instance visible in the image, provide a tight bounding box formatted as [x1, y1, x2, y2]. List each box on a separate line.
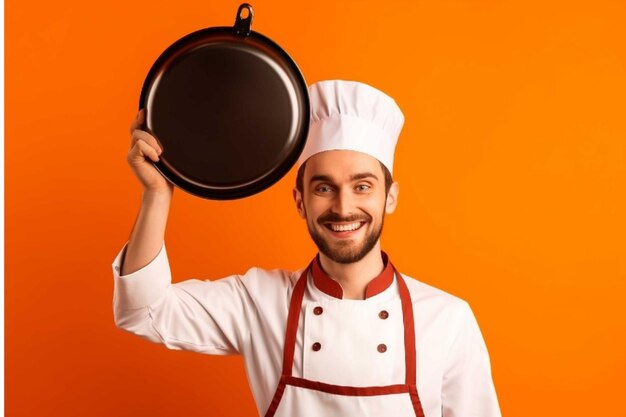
[121, 109, 173, 275]
[112, 110, 255, 356]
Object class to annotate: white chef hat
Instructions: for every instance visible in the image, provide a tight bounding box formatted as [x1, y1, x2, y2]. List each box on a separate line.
[296, 80, 405, 174]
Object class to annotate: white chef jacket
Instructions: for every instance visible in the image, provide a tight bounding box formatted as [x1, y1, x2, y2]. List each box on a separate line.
[112, 241, 501, 417]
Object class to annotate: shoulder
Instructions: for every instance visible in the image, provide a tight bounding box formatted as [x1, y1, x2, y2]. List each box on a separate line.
[237, 266, 303, 295]
[174, 266, 305, 317]
[397, 272, 473, 326]
[399, 272, 467, 308]
[234, 267, 305, 320]
[174, 266, 304, 304]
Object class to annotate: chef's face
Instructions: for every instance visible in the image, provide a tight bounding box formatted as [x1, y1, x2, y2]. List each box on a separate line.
[293, 150, 399, 264]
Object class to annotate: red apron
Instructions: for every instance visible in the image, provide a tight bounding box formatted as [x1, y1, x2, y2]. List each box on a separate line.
[264, 264, 426, 417]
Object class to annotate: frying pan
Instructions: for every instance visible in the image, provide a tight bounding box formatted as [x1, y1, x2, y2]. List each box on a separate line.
[139, 3, 310, 200]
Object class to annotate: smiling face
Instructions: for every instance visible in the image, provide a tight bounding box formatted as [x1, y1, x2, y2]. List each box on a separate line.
[293, 150, 399, 264]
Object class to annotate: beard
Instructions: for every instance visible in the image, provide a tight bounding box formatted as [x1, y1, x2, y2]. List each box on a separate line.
[305, 209, 385, 264]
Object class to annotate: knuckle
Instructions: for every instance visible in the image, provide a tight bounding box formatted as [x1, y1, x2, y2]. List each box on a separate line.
[136, 140, 144, 149]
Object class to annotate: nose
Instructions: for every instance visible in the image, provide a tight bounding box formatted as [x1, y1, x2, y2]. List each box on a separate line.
[330, 188, 354, 218]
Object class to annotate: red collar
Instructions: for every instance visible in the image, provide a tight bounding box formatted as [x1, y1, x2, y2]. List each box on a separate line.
[310, 252, 395, 299]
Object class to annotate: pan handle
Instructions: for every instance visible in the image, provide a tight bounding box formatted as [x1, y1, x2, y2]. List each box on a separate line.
[234, 3, 254, 37]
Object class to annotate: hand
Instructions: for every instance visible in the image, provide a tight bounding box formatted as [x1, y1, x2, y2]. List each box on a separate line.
[127, 109, 174, 196]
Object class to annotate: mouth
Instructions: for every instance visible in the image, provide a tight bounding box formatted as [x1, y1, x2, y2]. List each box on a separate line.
[323, 221, 366, 238]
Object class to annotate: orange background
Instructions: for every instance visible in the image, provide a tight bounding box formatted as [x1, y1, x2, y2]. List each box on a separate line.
[5, 0, 625, 415]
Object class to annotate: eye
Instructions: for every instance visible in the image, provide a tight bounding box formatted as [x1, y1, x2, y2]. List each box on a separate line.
[315, 184, 334, 193]
[355, 184, 372, 192]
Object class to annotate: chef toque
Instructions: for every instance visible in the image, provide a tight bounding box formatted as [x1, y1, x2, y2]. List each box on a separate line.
[296, 80, 405, 174]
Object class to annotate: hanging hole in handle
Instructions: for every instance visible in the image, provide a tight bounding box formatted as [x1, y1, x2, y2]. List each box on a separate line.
[234, 3, 253, 36]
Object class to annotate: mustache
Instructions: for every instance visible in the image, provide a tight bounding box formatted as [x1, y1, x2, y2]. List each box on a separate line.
[317, 212, 372, 224]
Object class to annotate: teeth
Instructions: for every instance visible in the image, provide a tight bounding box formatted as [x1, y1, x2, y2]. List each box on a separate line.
[330, 222, 361, 232]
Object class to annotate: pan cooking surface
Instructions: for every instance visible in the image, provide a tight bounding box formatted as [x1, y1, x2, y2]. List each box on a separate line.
[145, 41, 303, 189]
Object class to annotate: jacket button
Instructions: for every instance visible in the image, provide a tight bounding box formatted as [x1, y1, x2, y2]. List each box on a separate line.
[379, 310, 389, 320]
[313, 306, 323, 315]
[377, 343, 387, 353]
[312, 342, 322, 351]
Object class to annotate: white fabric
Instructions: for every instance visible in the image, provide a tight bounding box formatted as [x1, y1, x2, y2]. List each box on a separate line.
[274, 388, 416, 417]
[112, 241, 501, 417]
[297, 80, 405, 174]
[301, 291, 405, 386]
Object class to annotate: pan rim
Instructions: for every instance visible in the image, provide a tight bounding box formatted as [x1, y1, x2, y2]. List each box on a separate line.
[138, 26, 310, 200]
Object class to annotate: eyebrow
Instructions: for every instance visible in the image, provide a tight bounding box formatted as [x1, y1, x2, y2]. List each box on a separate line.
[350, 172, 379, 181]
[309, 172, 379, 184]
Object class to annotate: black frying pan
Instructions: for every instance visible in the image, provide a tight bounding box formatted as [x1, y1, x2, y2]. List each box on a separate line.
[139, 3, 310, 200]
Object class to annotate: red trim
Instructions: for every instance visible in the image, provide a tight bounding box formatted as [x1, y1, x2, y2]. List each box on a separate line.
[264, 260, 426, 417]
[285, 376, 410, 396]
[264, 378, 287, 417]
[311, 255, 343, 298]
[365, 252, 394, 298]
[409, 385, 426, 417]
[396, 269, 426, 417]
[280, 267, 309, 378]
[311, 251, 395, 299]
[265, 380, 423, 417]
[396, 269, 417, 385]
[265, 268, 309, 417]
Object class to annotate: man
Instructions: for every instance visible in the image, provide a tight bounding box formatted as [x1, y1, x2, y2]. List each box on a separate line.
[113, 80, 502, 417]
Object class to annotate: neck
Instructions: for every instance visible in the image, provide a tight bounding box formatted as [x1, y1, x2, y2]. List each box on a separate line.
[318, 242, 385, 300]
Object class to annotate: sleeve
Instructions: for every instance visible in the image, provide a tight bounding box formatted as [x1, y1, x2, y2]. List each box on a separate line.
[112, 240, 254, 355]
[441, 301, 502, 417]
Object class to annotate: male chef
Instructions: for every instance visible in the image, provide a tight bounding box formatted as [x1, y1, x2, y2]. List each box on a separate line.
[113, 80, 502, 417]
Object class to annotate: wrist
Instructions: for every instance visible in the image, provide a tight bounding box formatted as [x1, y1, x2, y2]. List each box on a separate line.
[142, 189, 172, 204]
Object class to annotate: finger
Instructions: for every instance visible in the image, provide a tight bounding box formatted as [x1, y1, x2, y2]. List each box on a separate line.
[132, 139, 160, 162]
[138, 139, 160, 162]
[129, 109, 146, 134]
[130, 129, 163, 154]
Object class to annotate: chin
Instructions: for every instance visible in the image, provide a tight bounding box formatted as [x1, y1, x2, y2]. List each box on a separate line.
[319, 237, 379, 264]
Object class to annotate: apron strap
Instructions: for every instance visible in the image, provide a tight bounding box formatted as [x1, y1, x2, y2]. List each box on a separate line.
[264, 267, 310, 417]
[394, 265, 417, 386]
[280, 265, 310, 377]
[281, 263, 418, 385]
[395, 266, 426, 417]
[274, 262, 425, 417]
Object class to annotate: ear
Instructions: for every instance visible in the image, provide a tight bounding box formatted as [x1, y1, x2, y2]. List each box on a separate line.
[385, 181, 399, 214]
[293, 187, 306, 219]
